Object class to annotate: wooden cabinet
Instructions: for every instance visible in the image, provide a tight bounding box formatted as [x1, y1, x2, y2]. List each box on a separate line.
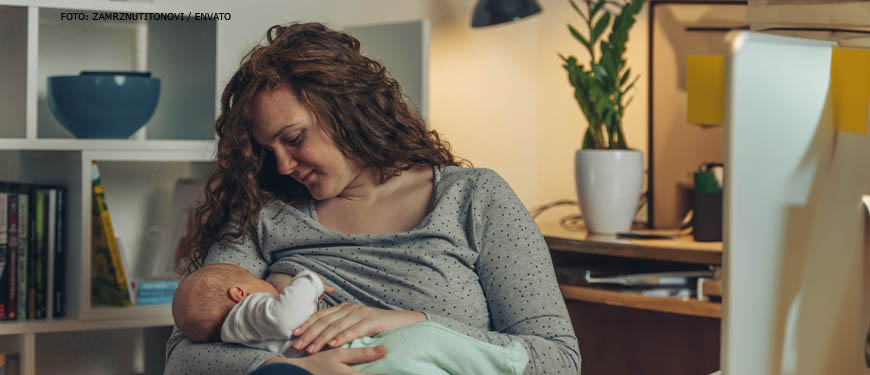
[539, 220, 722, 375]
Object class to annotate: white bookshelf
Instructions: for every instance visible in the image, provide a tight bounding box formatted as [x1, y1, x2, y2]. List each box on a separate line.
[0, 2, 430, 372]
[0, 1, 220, 373]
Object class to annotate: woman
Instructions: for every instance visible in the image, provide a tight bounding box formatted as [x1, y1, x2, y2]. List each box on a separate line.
[166, 22, 580, 375]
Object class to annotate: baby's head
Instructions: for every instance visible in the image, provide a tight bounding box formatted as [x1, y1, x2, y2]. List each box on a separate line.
[172, 263, 278, 343]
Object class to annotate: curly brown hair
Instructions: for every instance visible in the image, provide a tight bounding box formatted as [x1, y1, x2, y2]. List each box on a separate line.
[176, 22, 467, 274]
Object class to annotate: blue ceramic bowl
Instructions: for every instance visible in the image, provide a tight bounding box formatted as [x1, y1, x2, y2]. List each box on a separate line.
[47, 71, 160, 139]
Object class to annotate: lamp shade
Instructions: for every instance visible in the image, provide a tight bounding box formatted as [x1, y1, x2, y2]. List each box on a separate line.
[471, 0, 542, 28]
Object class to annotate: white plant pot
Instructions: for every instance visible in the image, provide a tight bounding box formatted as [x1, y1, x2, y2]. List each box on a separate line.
[574, 149, 644, 234]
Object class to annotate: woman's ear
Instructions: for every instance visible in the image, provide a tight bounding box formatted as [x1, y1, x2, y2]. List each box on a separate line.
[228, 286, 247, 302]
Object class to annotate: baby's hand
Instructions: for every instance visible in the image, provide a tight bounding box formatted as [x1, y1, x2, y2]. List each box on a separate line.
[313, 273, 335, 293]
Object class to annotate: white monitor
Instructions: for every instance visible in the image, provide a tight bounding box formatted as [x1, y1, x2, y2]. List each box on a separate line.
[722, 31, 870, 374]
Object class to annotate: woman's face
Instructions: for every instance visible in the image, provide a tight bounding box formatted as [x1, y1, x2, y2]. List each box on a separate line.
[251, 87, 361, 200]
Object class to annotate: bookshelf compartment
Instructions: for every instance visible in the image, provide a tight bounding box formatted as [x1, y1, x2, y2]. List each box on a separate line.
[83, 159, 212, 317]
[144, 18, 216, 141]
[0, 5, 28, 139]
[36, 7, 217, 141]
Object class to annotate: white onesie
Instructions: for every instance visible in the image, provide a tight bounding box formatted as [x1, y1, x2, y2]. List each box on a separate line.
[220, 269, 323, 356]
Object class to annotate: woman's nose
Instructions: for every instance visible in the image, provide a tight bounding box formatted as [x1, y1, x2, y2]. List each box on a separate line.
[275, 151, 298, 175]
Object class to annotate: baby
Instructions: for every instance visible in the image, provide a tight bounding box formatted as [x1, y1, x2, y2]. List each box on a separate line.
[172, 263, 528, 375]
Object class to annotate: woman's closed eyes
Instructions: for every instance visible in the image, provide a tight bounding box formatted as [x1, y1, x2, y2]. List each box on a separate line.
[283, 130, 304, 146]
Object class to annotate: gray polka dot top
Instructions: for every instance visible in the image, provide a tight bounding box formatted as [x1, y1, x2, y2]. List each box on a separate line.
[165, 166, 580, 374]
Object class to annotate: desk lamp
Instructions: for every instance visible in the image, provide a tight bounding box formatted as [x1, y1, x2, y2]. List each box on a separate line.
[471, 0, 542, 27]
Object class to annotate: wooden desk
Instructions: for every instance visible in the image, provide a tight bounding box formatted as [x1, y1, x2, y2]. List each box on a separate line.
[539, 220, 722, 375]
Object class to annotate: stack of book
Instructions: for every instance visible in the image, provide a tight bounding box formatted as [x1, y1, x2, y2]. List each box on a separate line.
[0, 182, 65, 321]
[90, 163, 189, 308]
[133, 279, 179, 305]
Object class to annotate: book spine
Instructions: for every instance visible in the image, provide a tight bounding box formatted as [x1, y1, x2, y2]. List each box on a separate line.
[0, 188, 8, 320]
[6, 192, 17, 321]
[45, 189, 55, 319]
[27, 188, 36, 320]
[35, 189, 48, 319]
[53, 187, 64, 318]
[136, 295, 174, 305]
[137, 290, 177, 297]
[91, 163, 131, 306]
[30, 190, 43, 320]
[137, 281, 180, 290]
[17, 190, 27, 321]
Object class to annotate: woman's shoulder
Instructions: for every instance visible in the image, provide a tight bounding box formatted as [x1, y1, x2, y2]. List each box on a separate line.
[437, 165, 510, 191]
[438, 165, 503, 183]
[257, 198, 312, 227]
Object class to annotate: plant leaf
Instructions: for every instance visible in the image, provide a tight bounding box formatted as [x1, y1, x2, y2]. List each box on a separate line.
[621, 74, 640, 94]
[568, 25, 594, 56]
[570, 0, 590, 23]
[591, 13, 611, 44]
[582, 126, 596, 149]
[590, 0, 607, 20]
[620, 68, 631, 86]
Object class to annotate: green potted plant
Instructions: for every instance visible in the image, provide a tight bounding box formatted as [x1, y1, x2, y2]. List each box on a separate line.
[560, 0, 646, 234]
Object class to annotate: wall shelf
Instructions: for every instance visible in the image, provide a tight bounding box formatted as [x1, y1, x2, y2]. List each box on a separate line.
[559, 284, 721, 319]
[0, 312, 171, 336]
[0, 138, 215, 154]
[538, 221, 722, 265]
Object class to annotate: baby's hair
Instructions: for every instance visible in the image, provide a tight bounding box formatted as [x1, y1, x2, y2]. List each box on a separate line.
[172, 264, 250, 343]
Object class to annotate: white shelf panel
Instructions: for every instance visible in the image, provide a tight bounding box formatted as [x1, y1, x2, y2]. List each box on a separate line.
[0, 0, 213, 13]
[0, 308, 172, 336]
[0, 139, 216, 158]
[80, 304, 171, 322]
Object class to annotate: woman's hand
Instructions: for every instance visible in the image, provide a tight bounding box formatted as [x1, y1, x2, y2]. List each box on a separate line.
[263, 345, 387, 375]
[291, 303, 426, 354]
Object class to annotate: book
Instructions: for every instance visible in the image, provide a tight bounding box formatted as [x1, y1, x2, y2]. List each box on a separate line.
[115, 237, 135, 305]
[135, 279, 178, 303]
[0, 187, 7, 320]
[17, 188, 27, 321]
[6, 191, 17, 320]
[34, 187, 49, 319]
[90, 163, 132, 307]
[45, 188, 56, 318]
[27, 188, 41, 320]
[136, 295, 174, 305]
[53, 187, 64, 318]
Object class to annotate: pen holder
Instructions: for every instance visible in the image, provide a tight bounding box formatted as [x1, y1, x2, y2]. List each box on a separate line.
[693, 191, 722, 242]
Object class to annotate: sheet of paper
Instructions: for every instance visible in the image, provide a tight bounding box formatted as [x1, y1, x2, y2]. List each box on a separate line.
[830, 48, 870, 135]
[687, 55, 725, 126]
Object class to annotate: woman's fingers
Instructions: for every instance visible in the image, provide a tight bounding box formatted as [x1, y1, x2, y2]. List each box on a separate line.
[304, 305, 370, 353]
[308, 316, 371, 353]
[293, 303, 355, 350]
[338, 345, 387, 365]
[326, 320, 368, 349]
[293, 302, 348, 336]
[289, 346, 387, 375]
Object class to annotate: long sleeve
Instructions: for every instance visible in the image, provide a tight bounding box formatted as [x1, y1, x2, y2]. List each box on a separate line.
[425, 169, 580, 375]
[222, 270, 324, 343]
[164, 229, 277, 375]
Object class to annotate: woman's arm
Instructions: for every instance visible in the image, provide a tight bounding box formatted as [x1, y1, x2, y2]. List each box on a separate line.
[430, 169, 580, 375]
[165, 231, 278, 374]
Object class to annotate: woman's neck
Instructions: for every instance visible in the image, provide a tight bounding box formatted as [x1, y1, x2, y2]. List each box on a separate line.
[335, 167, 388, 203]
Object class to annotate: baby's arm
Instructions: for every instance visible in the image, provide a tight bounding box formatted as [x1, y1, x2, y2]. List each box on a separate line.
[268, 271, 334, 294]
[266, 272, 294, 292]
[222, 270, 325, 343]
